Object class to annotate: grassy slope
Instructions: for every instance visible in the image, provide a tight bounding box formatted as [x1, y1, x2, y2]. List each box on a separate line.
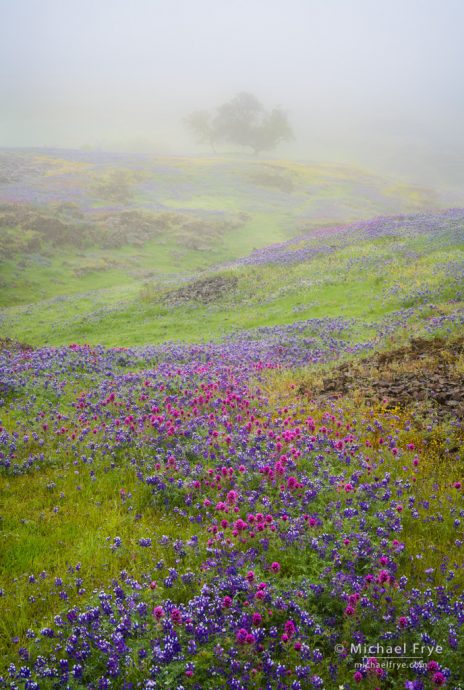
[1, 152, 464, 686]
[1, 151, 461, 346]
[3, 219, 463, 346]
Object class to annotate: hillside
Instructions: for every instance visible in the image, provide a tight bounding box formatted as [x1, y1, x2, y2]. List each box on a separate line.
[0, 149, 462, 346]
[0, 152, 463, 690]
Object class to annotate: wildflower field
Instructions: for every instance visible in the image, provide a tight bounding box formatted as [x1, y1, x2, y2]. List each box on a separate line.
[0, 151, 463, 689]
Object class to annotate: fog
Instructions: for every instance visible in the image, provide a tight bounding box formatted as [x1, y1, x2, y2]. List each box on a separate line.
[1, 0, 463, 189]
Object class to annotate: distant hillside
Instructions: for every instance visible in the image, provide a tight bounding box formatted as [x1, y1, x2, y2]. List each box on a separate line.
[0, 150, 462, 346]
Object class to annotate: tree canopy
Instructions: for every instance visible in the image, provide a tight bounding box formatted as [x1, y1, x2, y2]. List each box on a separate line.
[184, 93, 293, 154]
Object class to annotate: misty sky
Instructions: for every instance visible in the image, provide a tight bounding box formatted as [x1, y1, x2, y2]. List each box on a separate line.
[1, 0, 463, 187]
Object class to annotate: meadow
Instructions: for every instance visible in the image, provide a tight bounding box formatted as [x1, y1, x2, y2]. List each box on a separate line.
[1, 149, 459, 345]
[0, 150, 463, 689]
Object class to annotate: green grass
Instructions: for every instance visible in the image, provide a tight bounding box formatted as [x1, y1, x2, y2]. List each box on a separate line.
[0, 440, 205, 654]
[3, 225, 462, 346]
[3, 152, 461, 345]
[1, 152, 464, 686]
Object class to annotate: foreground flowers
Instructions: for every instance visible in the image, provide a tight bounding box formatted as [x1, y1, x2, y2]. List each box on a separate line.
[0, 329, 463, 689]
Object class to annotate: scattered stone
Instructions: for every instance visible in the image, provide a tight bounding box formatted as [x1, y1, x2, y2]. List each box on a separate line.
[164, 274, 239, 305]
[301, 336, 464, 420]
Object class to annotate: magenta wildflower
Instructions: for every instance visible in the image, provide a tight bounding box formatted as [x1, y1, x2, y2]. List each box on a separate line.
[153, 606, 164, 620]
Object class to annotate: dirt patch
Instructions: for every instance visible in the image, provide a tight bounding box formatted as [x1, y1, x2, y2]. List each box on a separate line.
[300, 336, 464, 419]
[0, 337, 33, 353]
[164, 274, 239, 305]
